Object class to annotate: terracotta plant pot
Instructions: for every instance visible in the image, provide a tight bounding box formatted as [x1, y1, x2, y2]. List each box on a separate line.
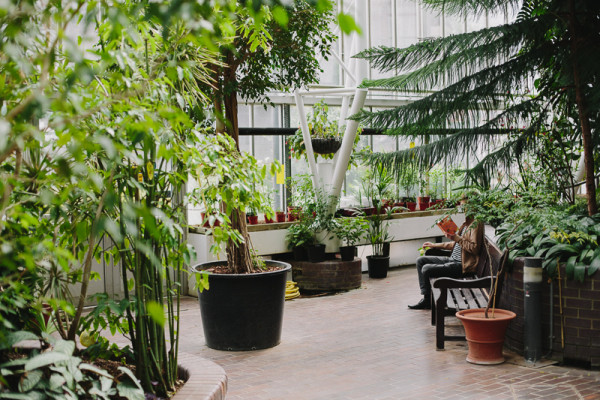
[264, 213, 274, 223]
[275, 212, 286, 223]
[287, 213, 297, 222]
[405, 202, 417, 212]
[456, 308, 517, 365]
[247, 215, 258, 225]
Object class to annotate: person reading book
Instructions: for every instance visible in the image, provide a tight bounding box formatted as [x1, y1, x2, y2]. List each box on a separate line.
[408, 197, 484, 310]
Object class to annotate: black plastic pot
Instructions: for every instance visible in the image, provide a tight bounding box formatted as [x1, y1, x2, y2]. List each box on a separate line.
[367, 255, 389, 279]
[191, 260, 291, 351]
[311, 137, 342, 154]
[383, 242, 390, 257]
[292, 245, 308, 261]
[340, 245, 356, 262]
[307, 244, 326, 263]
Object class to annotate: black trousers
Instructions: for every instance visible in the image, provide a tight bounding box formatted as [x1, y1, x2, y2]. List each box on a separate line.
[415, 255, 462, 298]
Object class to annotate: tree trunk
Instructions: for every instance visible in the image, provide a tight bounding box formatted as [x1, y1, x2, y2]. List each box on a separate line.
[221, 52, 253, 273]
[569, 0, 598, 216]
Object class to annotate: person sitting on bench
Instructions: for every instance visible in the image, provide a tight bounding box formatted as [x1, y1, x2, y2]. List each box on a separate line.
[408, 200, 484, 310]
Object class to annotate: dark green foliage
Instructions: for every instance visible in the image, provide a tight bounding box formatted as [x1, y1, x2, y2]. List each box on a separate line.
[355, 0, 600, 213]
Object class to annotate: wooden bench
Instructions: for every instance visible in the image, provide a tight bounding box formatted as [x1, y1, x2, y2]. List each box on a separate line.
[427, 239, 505, 350]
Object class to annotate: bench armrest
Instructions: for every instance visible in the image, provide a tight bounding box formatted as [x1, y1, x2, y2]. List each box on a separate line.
[432, 276, 494, 289]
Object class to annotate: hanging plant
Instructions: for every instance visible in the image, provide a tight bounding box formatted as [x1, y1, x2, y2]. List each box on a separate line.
[288, 100, 363, 160]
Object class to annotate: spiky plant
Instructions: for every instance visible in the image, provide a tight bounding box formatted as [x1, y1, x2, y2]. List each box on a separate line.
[354, 0, 600, 215]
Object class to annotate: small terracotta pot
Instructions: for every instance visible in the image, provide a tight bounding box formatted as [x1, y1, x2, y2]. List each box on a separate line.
[456, 308, 516, 365]
[247, 215, 258, 225]
[275, 212, 286, 223]
[405, 202, 417, 212]
[264, 214, 274, 223]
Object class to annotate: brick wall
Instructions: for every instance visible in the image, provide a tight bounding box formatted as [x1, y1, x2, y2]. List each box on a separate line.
[498, 254, 600, 367]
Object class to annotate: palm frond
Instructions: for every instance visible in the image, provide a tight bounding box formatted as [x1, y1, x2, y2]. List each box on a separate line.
[421, 0, 521, 18]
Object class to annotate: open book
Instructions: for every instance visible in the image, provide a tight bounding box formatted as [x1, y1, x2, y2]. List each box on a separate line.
[436, 216, 458, 236]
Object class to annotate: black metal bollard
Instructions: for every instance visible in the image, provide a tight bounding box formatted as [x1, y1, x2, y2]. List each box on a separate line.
[524, 257, 543, 362]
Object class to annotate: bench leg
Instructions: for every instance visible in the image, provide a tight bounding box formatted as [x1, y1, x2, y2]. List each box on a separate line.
[436, 305, 445, 350]
[435, 290, 448, 350]
[430, 292, 436, 326]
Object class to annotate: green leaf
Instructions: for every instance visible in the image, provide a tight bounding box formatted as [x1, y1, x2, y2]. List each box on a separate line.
[146, 301, 165, 327]
[25, 352, 70, 371]
[588, 251, 600, 276]
[337, 12, 361, 35]
[272, 6, 289, 27]
[18, 369, 43, 392]
[565, 256, 577, 280]
[116, 366, 144, 400]
[574, 265, 586, 283]
[545, 244, 578, 260]
[0, 331, 39, 350]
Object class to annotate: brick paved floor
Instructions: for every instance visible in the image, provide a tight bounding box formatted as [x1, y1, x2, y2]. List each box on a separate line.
[174, 267, 600, 399]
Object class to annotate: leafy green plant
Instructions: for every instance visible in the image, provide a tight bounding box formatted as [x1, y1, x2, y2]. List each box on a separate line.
[334, 216, 368, 247]
[0, 332, 143, 400]
[356, 0, 600, 215]
[286, 221, 316, 249]
[365, 205, 394, 256]
[496, 209, 600, 282]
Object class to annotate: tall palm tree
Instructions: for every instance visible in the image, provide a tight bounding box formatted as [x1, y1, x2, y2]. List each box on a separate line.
[355, 0, 599, 215]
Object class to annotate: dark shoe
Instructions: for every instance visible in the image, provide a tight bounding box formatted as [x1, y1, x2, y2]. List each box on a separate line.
[408, 298, 431, 310]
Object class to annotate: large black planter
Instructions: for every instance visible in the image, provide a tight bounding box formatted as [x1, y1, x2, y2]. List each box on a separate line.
[367, 255, 389, 279]
[191, 260, 291, 351]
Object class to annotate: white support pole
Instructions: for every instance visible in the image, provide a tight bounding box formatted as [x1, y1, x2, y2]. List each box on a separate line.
[329, 88, 368, 211]
[332, 95, 351, 167]
[331, 51, 357, 84]
[294, 89, 321, 192]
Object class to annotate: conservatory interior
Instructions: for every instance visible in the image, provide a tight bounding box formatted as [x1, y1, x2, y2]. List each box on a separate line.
[2, 0, 600, 399]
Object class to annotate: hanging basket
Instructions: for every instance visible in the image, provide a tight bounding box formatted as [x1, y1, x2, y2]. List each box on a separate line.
[311, 138, 342, 155]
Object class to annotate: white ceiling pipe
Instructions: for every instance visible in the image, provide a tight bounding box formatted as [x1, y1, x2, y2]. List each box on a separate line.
[296, 88, 358, 96]
[329, 88, 368, 212]
[294, 89, 321, 192]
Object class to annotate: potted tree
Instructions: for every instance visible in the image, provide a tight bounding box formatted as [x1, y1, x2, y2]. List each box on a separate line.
[191, 2, 336, 351]
[191, 134, 289, 351]
[334, 216, 368, 261]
